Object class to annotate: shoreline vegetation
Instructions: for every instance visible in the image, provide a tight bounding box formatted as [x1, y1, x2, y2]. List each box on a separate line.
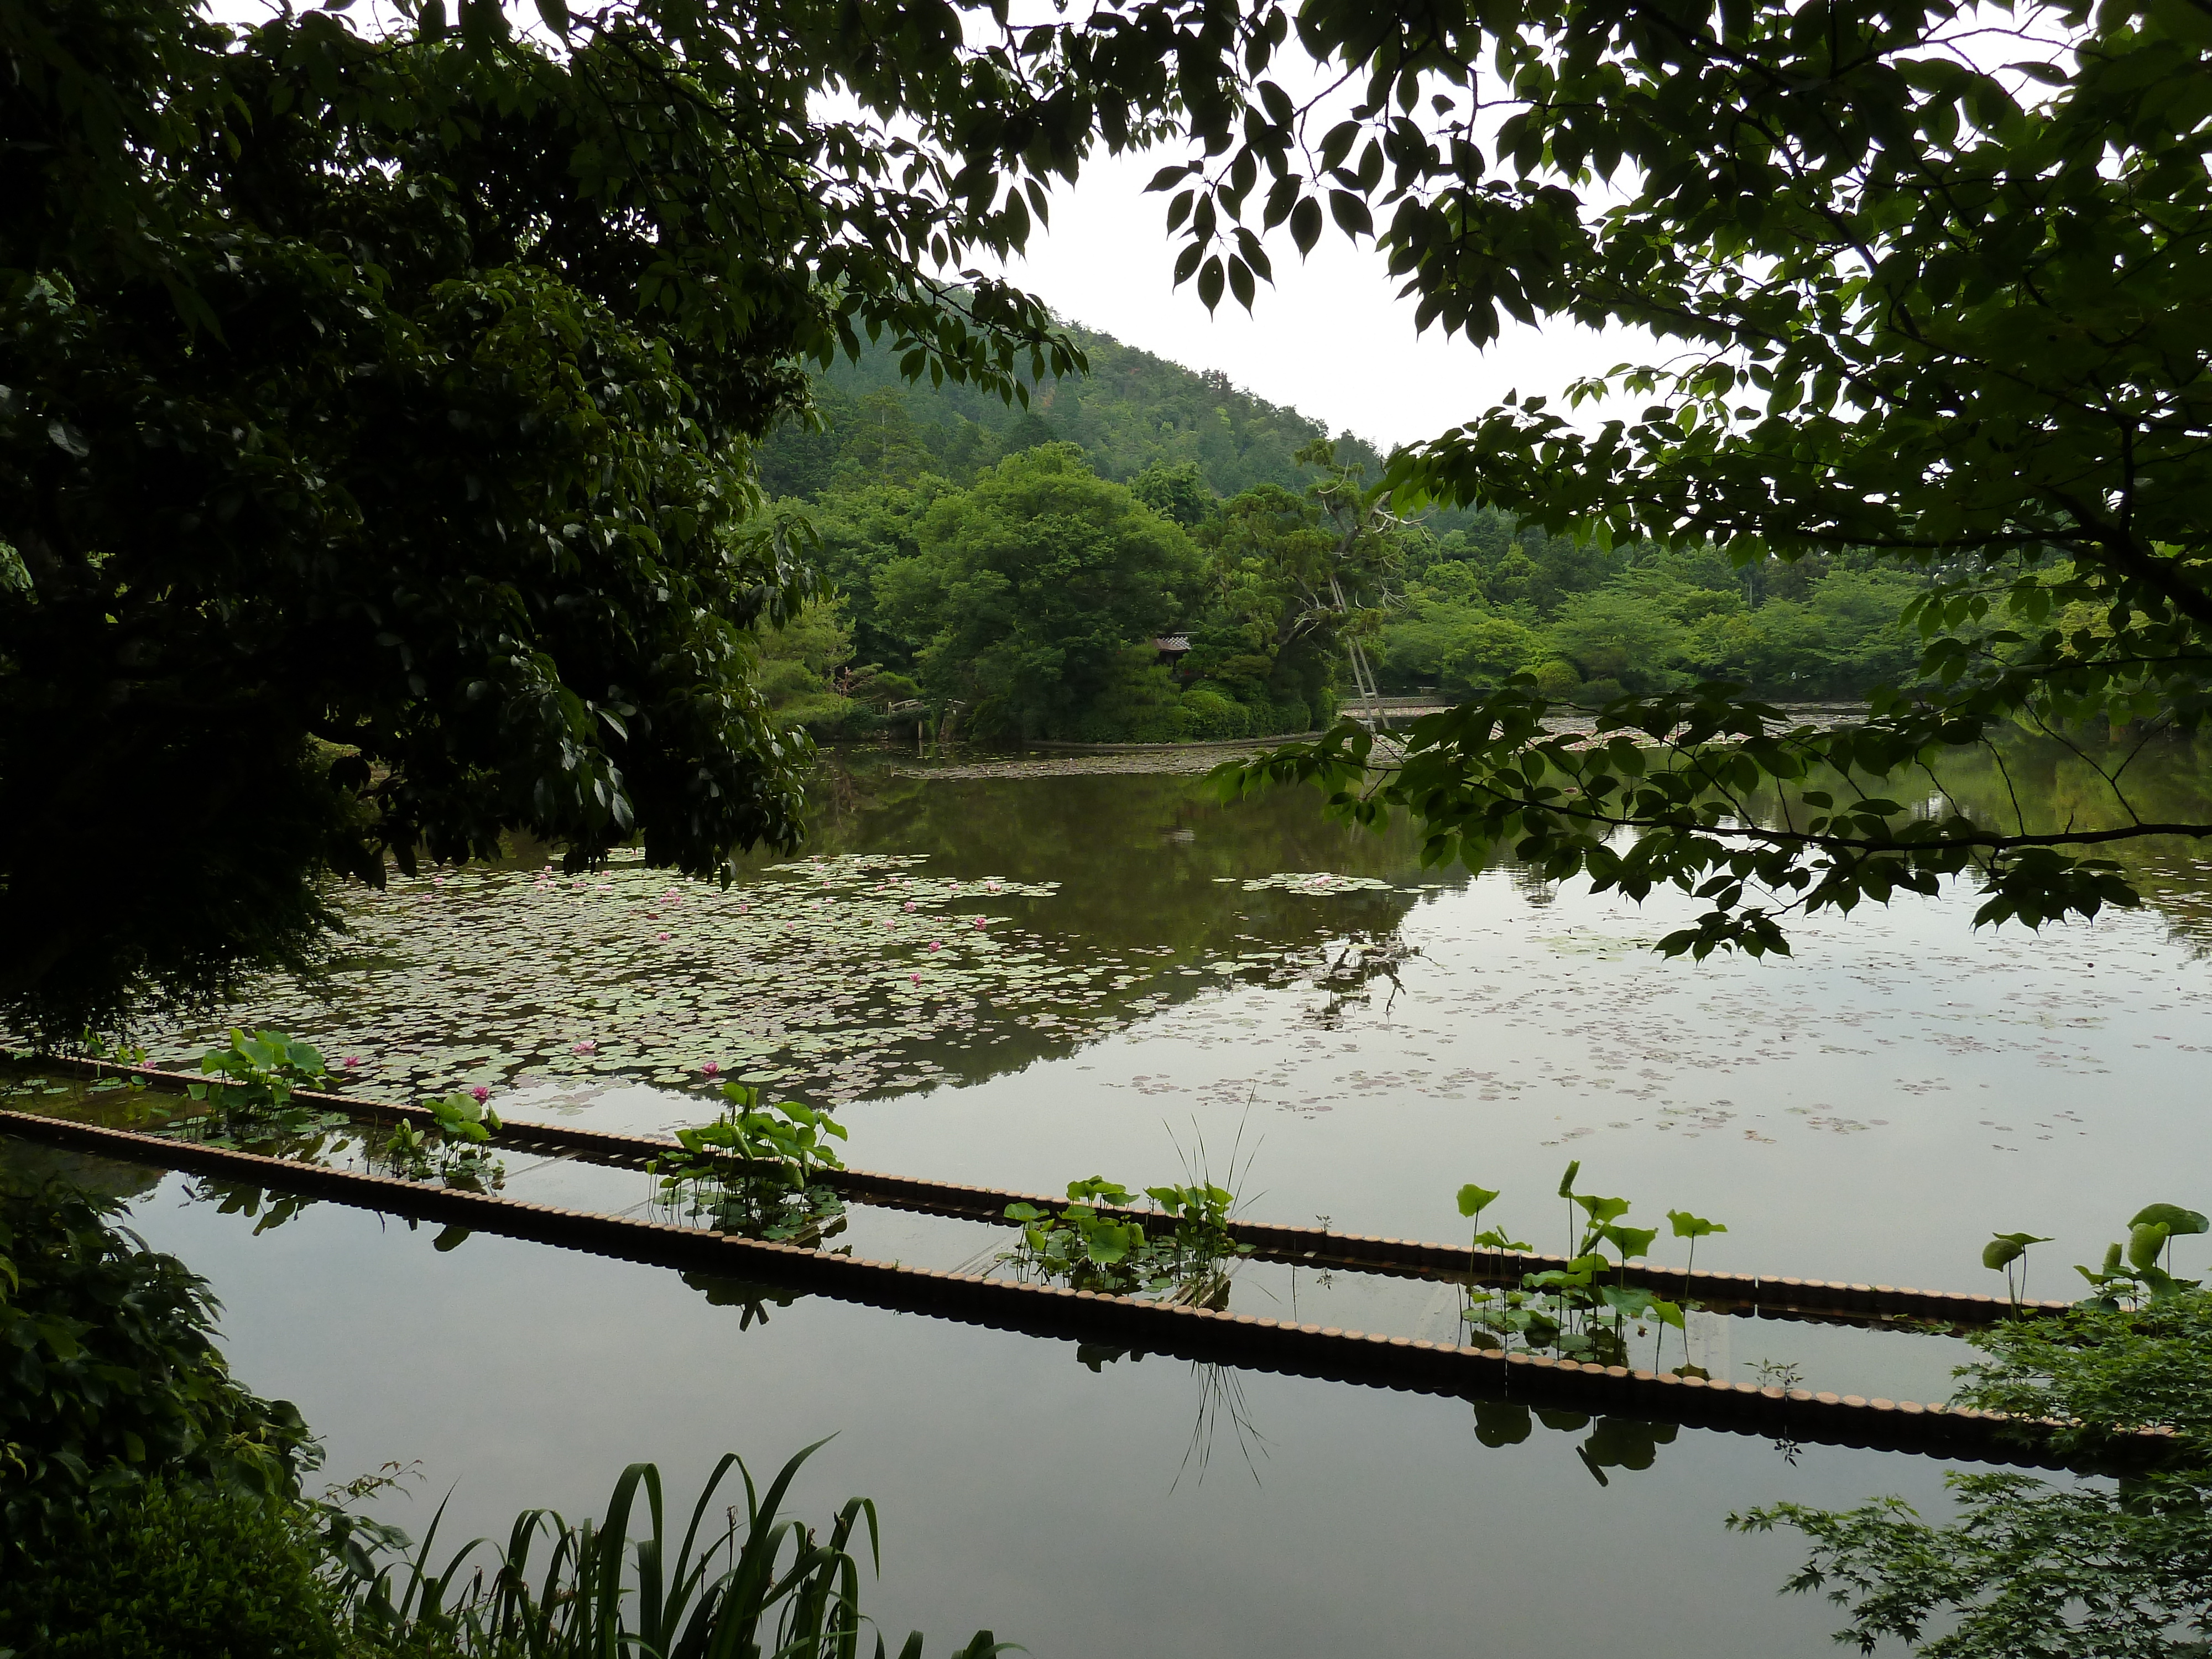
[0, 1170, 1006, 1659]
[1006, 700, 1878, 752]
[752, 333, 1933, 749]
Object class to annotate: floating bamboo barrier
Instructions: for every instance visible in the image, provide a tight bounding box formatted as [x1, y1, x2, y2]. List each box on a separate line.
[22, 1060, 2071, 1330]
[1, 1103, 2167, 1471]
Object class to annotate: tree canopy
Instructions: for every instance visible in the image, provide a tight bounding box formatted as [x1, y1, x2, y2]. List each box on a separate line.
[0, 0, 1146, 1036]
[873, 444, 1199, 739]
[755, 322, 1385, 502]
[8, 0, 2206, 1038]
[1158, 0, 2212, 953]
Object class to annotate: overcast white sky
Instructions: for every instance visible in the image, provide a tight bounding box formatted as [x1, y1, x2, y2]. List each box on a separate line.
[1000, 142, 1642, 454]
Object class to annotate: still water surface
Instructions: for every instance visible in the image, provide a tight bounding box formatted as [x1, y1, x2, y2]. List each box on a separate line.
[45, 736, 2212, 1656]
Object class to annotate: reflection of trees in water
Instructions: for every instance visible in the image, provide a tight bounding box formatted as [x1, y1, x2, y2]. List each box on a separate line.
[764, 753, 1451, 1088]
[1930, 731, 2212, 949]
[1510, 865, 1557, 908]
[1301, 931, 1417, 1027]
[0, 1142, 166, 1205]
[1729, 729, 2212, 947]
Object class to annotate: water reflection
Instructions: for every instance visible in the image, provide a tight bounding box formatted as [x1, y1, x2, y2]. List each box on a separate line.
[1175, 1363, 1272, 1491]
[0, 1155, 1997, 1658]
[1751, 728, 2212, 946]
[684, 1270, 804, 1331]
[1469, 1400, 1688, 1488]
[128, 761, 1453, 1108]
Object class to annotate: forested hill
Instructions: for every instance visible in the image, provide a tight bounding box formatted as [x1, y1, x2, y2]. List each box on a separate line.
[748, 319, 1929, 748]
[755, 322, 1385, 499]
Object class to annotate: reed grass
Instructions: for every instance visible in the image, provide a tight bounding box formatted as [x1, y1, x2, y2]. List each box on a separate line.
[343, 1440, 1011, 1659]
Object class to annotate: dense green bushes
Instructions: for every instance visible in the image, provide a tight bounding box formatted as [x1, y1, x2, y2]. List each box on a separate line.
[1736, 1290, 2212, 1657]
[1178, 687, 1249, 740]
[0, 1174, 315, 1580]
[15, 1479, 351, 1659]
[1, 1171, 330, 1657]
[1379, 546, 1928, 705]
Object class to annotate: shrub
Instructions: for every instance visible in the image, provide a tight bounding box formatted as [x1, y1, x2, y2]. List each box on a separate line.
[12, 1480, 348, 1659]
[0, 1175, 315, 1579]
[1070, 648, 1186, 743]
[1530, 659, 1582, 699]
[1733, 1290, 2212, 1659]
[1271, 696, 1312, 733]
[1125, 704, 1189, 743]
[1178, 687, 1250, 739]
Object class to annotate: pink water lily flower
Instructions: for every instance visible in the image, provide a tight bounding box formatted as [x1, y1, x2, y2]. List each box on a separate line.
[928, 941, 942, 953]
[701, 1061, 721, 1077]
[470, 1086, 490, 1103]
[902, 901, 916, 912]
[656, 932, 672, 941]
[972, 916, 987, 929]
[342, 1056, 362, 1068]
[909, 972, 921, 983]
[572, 1040, 597, 1055]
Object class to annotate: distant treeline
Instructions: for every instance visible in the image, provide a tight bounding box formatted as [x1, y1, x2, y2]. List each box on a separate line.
[750, 330, 1928, 741]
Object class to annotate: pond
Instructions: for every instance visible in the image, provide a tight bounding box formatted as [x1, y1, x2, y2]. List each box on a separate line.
[11, 729, 2212, 1656]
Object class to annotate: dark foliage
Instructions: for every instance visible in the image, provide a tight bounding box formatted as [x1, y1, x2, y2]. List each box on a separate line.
[0, 1168, 315, 1601]
[0, 0, 1136, 1037]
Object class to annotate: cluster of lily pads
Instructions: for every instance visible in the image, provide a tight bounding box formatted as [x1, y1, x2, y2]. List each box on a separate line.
[159, 1026, 504, 1189]
[132, 854, 1133, 1100]
[117, 851, 1418, 1109]
[1224, 871, 1399, 896]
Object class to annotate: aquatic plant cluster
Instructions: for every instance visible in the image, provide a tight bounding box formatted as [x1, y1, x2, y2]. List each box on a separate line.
[1454, 1161, 1723, 1371]
[1000, 1176, 1254, 1304]
[1984, 1202, 2210, 1313]
[646, 1083, 851, 1242]
[129, 853, 1395, 1105]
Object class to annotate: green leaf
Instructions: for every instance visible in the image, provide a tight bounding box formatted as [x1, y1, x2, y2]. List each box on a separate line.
[1600, 1223, 1658, 1260]
[2129, 1222, 2172, 1271]
[1457, 1183, 1501, 1218]
[1575, 1194, 1630, 1227]
[2129, 1204, 2209, 1237]
[1984, 1232, 2052, 1271]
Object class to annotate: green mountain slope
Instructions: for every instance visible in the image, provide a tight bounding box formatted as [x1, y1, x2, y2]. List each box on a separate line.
[755, 322, 1385, 499]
